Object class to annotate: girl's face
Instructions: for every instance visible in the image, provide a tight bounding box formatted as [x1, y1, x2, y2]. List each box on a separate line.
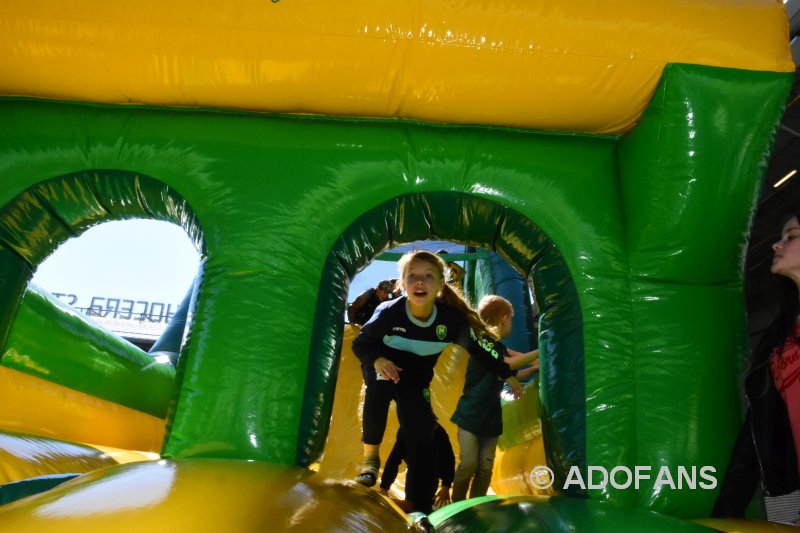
[402, 258, 443, 308]
[772, 216, 800, 280]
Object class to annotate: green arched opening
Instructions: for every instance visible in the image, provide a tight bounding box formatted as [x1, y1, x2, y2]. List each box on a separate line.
[300, 192, 585, 490]
[0, 170, 204, 417]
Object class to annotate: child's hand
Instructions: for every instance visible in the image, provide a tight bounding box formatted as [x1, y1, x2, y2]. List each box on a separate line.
[374, 357, 403, 383]
[506, 376, 523, 399]
[434, 486, 451, 509]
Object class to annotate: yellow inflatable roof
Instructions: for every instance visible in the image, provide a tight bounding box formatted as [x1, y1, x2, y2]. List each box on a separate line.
[0, 1, 793, 133]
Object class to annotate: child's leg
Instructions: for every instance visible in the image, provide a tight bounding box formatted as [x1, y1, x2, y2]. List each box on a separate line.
[396, 387, 437, 514]
[362, 379, 394, 445]
[468, 435, 499, 498]
[357, 378, 395, 486]
[357, 443, 380, 481]
[452, 427, 480, 501]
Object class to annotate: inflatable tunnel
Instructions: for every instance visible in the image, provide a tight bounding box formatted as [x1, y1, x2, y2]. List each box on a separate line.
[0, 1, 796, 531]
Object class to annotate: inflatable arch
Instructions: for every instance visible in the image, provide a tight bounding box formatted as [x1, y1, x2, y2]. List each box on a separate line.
[0, 1, 796, 530]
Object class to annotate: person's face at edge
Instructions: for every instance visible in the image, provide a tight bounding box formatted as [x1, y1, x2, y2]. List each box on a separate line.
[772, 216, 800, 284]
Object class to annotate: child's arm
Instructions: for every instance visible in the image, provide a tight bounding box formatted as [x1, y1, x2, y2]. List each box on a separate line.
[434, 427, 455, 509]
[515, 365, 538, 381]
[352, 305, 403, 383]
[379, 434, 405, 492]
[464, 329, 515, 380]
[351, 309, 384, 367]
[437, 427, 455, 490]
[506, 348, 539, 370]
[505, 375, 523, 398]
[461, 328, 522, 398]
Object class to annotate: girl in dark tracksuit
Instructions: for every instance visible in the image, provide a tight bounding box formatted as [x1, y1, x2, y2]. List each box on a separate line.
[352, 250, 521, 514]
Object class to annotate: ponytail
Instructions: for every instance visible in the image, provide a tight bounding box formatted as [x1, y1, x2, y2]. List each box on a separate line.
[438, 283, 496, 340]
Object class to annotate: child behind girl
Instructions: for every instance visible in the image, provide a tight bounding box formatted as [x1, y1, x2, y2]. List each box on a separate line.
[451, 295, 539, 501]
[378, 422, 455, 512]
[352, 251, 522, 514]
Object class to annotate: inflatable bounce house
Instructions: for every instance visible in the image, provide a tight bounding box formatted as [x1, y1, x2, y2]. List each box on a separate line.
[0, 1, 797, 531]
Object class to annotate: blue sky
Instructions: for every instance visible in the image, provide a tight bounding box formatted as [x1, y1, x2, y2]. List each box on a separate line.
[32, 220, 201, 310]
[31, 219, 402, 310]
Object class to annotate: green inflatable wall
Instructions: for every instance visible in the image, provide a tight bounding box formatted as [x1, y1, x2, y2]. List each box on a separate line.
[0, 63, 792, 519]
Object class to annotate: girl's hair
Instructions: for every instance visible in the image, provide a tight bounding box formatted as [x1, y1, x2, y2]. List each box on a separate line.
[749, 275, 797, 398]
[477, 295, 513, 338]
[397, 250, 494, 339]
[776, 276, 800, 341]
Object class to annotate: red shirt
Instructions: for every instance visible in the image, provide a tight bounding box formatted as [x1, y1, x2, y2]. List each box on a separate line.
[770, 321, 800, 473]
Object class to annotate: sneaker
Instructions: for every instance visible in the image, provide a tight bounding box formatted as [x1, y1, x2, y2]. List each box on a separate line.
[355, 466, 378, 487]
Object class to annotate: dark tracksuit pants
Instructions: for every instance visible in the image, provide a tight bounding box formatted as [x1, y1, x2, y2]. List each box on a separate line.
[362, 368, 438, 513]
[395, 386, 437, 514]
[362, 372, 396, 445]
